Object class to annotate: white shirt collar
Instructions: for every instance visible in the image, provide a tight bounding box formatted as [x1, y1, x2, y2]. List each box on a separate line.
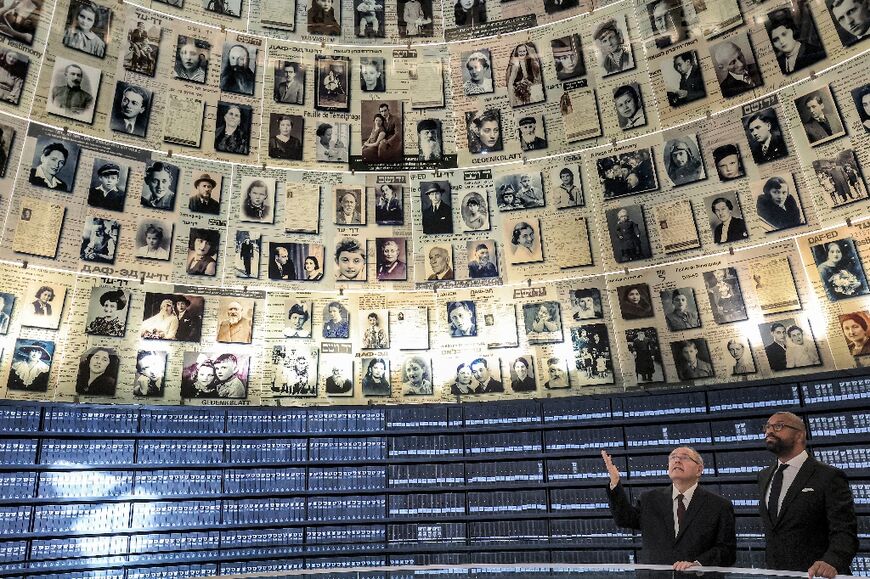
[672, 481, 699, 503]
[778, 448, 809, 470]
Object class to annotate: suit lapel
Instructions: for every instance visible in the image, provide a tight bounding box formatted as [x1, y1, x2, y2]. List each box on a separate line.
[759, 464, 774, 525]
[675, 486, 707, 544]
[774, 458, 817, 527]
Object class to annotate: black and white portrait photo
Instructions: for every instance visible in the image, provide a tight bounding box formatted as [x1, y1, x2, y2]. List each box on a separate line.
[811, 237, 870, 301]
[812, 150, 869, 207]
[794, 85, 845, 146]
[62, 0, 110, 58]
[703, 267, 748, 324]
[663, 51, 706, 108]
[505, 218, 544, 265]
[187, 228, 220, 277]
[321, 355, 353, 397]
[274, 60, 305, 104]
[307, 0, 341, 35]
[826, 0, 870, 46]
[214, 101, 252, 155]
[399, 0, 432, 36]
[315, 121, 349, 163]
[140, 160, 179, 210]
[181, 351, 249, 399]
[763, 4, 826, 75]
[626, 328, 664, 383]
[22, 281, 66, 330]
[416, 119, 442, 162]
[239, 176, 275, 223]
[0, 292, 14, 334]
[46, 58, 100, 123]
[467, 240, 498, 278]
[453, 0, 484, 26]
[420, 180, 452, 234]
[315, 55, 350, 112]
[447, 300, 477, 337]
[840, 311, 870, 358]
[593, 16, 635, 76]
[552, 165, 583, 208]
[706, 192, 749, 244]
[335, 186, 364, 225]
[509, 356, 538, 393]
[505, 42, 545, 107]
[671, 338, 714, 381]
[323, 301, 350, 339]
[571, 287, 603, 320]
[752, 174, 806, 232]
[0, 48, 29, 104]
[375, 238, 407, 281]
[724, 337, 756, 375]
[523, 301, 562, 344]
[140, 293, 204, 342]
[220, 43, 257, 96]
[551, 34, 585, 81]
[459, 191, 489, 232]
[711, 143, 745, 182]
[374, 182, 403, 225]
[0, 0, 43, 45]
[572, 324, 613, 383]
[709, 35, 763, 99]
[760, 318, 822, 371]
[173, 36, 210, 84]
[28, 135, 80, 192]
[359, 57, 385, 92]
[742, 107, 789, 165]
[268, 114, 303, 160]
[134, 219, 173, 260]
[271, 345, 318, 397]
[85, 286, 129, 337]
[606, 205, 651, 263]
[663, 134, 706, 186]
[465, 109, 502, 154]
[425, 244, 453, 281]
[449, 357, 504, 395]
[80, 216, 119, 264]
[233, 231, 260, 278]
[617, 283, 654, 320]
[646, 0, 687, 48]
[109, 82, 151, 137]
[7, 339, 54, 392]
[123, 19, 160, 76]
[76, 346, 119, 397]
[355, 0, 384, 37]
[852, 83, 870, 132]
[188, 172, 222, 215]
[613, 83, 647, 130]
[516, 115, 548, 152]
[661, 287, 701, 331]
[461, 49, 493, 96]
[596, 149, 658, 199]
[360, 100, 403, 164]
[360, 310, 390, 348]
[334, 238, 367, 281]
[496, 172, 544, 210]
[205, 0, 242, 17]
[133, 351, 167, 397]
[284, 300, 313, 338]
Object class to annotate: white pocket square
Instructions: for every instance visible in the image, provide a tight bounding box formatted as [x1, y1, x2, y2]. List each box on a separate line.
[801, 488, 815, 492]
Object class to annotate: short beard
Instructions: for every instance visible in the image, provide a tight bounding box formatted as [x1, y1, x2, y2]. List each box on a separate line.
[765, 436, 792, 455]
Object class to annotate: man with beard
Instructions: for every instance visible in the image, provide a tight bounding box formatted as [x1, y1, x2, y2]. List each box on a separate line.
[417, 119, 441, 161]
[110, 83, 150, 137]
[759, 412, 857, 577]
[468, 243, 497, 278]
[517, 117, 548, 152]
[220, 44, 255, 95]
[188, 174, 220, 214]
[602, 446, 735, 568]
[174, 296, 201, 342]
[51, 63, 93, 116]
[215, 353, 245, 398]
[217, 301, 252, 343]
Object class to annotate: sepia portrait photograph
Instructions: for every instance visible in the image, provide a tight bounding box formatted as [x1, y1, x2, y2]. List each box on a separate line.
[424, 244, 453, 281]
[239, 176, 276, 223]
[375, 237, 407, 281]
[268, 114, 303, 160]
[134, 219, 173, 260]
[572, 324, 613, 384]
[219, 43, 257, 96]
[398, 0, 432, 36]
[62, 0, 110, 58]
[505, 42, 546, 107]
[742, 107, 789, 165]
[763, 3, 826, 76]
[516, 115, 548, 152]
[593, 15, 635, 76]
[840, 311, 870, 358]
[752, 174, 806, 232]
[123, 19, 160, 76]
[85, 286, 130, 337]
[359, 57, 386, 92]
[315, 121, 349, 163]
[361, 357, 391, 396]
[551, 34, 585, 81]
[613, 83, 647, 130]
[140, 292, 204, 342]
[663, 134, 706, 187]
[671, 338, 714, 381]
[76, 346, 119, 397]
[420, 180, 452, 234]
[360, 100, 403, 164]
[0, 292, 13, 334]
[110, 82, 151, 137]
[315, 55, 350, 112]
[705, 192, 749, 244]
[662, 51, 705, 108]
[181, 351, 250, 400]
[134, 351, 167, 397]
[570, 287, 603, 321]
[447, 300, 477, 337]
[8, 339, 54, 392]
[216, 296, 254, 344]
[465, 109, 503, 154]
[0, 0, 43, 45]
[284, 300, 313, 338]
[646, 0, 688, 49]
[355, 0, 384, 37]
[467, 240, 498, 278]
[504, 218, 544, 265]
[596, 149, 658, 199]
[80, 216, 119, 264]
[322, 301, 350, 339]
[205, 0, 243, 17]
[188, 172, 223, 215]
[496, 172, 544, 210]
[46, 58, 100, 124]
[625, 327, 664, 383]
[335, 186, 365, 225]
[711, 143, 745, 182]
[29, 135, 80, 192]
[374, 182, 403, 225]
[660, 287, 701, 331]
[851, 83, 870, 132]
[173, 35, 210, 84]
[140, 160, 179, 210]
[812, 150, 869, 207]
[233, 231, 260, 279]
[551, 165, 583, 208]
[270, 345, 319, 397]
[617, 283, 654, 320]
[0, 48, 29, 104]
[723, 337, 757, 376]
[523, 301, 562, 344]
[709, 34, 763, 99]
[759, 318, 822, 371]
[334, 237, 367, 281]
[416, 119, 442, 162]
[21, 281, 66, 330]
[461, 49, 493, 95]
[810, 237, 870, 301]
[825, 0, 870, 46]
[308, 0, 341, 35]
[360, 309, 390, 349]
[214, 101, 252, 155]
[186, 228, 220, 277]
[459, 191, 489, 232]
[321, 354, 354, 396]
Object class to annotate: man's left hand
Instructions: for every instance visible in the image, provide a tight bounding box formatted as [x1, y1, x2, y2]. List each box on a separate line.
[807, 560, 837, 579]
[672, 561, 699, 571]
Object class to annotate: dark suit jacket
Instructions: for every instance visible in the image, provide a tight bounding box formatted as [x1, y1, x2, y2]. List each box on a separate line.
[758, 456, 858, 573]
[87, 187, 126, 211]
[804, 118, 834, 143]
[719, 66, 761, 98]
[749, 133, 788, 164]
[713, 217, 749, 243]
[110, 113, 149, 137]
[765, 341, 787, 371]
[776, 42, 825, 75]
[422, 203, 452, 234]
[606, 482, 736, 566]
[269, 259, 296, 281]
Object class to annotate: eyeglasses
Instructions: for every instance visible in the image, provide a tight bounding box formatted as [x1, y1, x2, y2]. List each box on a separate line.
[668, 453, 700, 464]
[763, 422, 802, 433]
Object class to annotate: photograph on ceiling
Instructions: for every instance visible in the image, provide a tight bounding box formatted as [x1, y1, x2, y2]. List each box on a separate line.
[0, 124, 15, 177]
[359, 57, 385, 92]
[763, 2, 826, 76]
[322, 301, 350, 339]
[110, 82, 151, 138]
[852, 83, 870, 132]
[459, 191, 489, 232]
[0, 0, 42, 45]
[465, 109, 503, 154]
[839, 311, 870, 358]
[374, 182, 403, 225]
[663, 134, 706, 187]
[360, 100, 403, 164]
[181, 351, 250, 400]
[62, 0, 111, 58]
[702, 267, 748, 324]
[315, 121, 349, 163]
[267, 242, 326, 281]
[361, 357, 391, 396]
[560, 87, 602, 144]
[742, 107, 789, 165]
[747, 254, 802, 315]
[709, 34, 763, 99]
[220, 43, 257, 96]
[759, 318, 822, 371]
[416, 119, 442, 162]
[671, 338, 714, 381]
[315, 55, 350, 111]
[335, 186, 364, 225]
[825, 0, 870, 46]
[0, 48, 29, 105]
[516, 115, 548, 152]
[401, 355, 432, 396]
[133, 351, 167, 397]
[155, 0, 183, 7]
[270, 345, 319, 397]
[233, 231, 260, 279]
[663, 51, 706, 108]
[461, 49, 494, 96]
[752, 174, 806, 232]
[570, 287, 603, 321]
[173, 36, 210, 84]
[592, 15, 635, 76]
[810, 237, 870, 301]
[123, 19, 160, 76]
[88, 159, 128, 211]
[794, 85, 845, 146]
[134, 219, 173, 261]
[660, 287, 701, 331]
[812, 149, 869, 207]
[307, 0, 341, 35]
[76, 346, 119, 397]
[523, 301, 562, 344]
[215, 297, 254, 344]
[542, 356, 570, 389]
[398, 0, 433, 36]
[605, 205, 651, 263]
[274, 61, 305, 104]
[551, 34, 585, 81]
[375, 237, 407, 281]
[28, 135, 80, 192]
[572, 324, 613, 383]
[205, 0, 243, 18]
[8, 339, 54, 392]
[467, 240, 498, 279]
[284, 300, 313, 338]
[186, 228, 220, 277]
[322, 354, 353, 396]
[360, 309, 390, 349]
[652, 198, 701, 255]
[85, 286, 130, 337]
[140, 293, 204, 342]
[284, 183, 320, 234]
[450, 357, 504, 395]
[214, 101, 252, 155]
[0, 292, 13, 334]
[447, 300, 477, 337]
[711, 143, 746, 182]
[646, 0, 688, 48]
[551, 165, 583, 208]
[617, 283, 654, 320]
[187, 172, 222, 215]
[505, 42, 546, 108]
[504, 218, 544, 265]
[239, 176, 275, 223]
[355, 0, 384, 37]
[613, 83, 647, 130]
[625, 327, 664, 383]
[80, 216, 119, 264]
[334, 237, 367, 281]
[141, 160, 179, 210]
[508, 355, 536, 392]
[596, 149, 658, 199]
[424, 244, 454, 281]
[496, 172, 544, 210]
[723, 336, 757, 376]
[420, 180, 453, 234]
[706, 192, 749, 244]
[21, 282, 66, 330]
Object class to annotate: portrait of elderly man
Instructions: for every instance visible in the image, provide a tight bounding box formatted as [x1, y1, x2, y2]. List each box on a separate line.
[110, 82, 151, 137]
[140, 161, 177, 210]
[468, 242, 498, 278]
[220, 44, 256, 95]
[216, 300, 252, 344]
[462, 50, 493, 95]
[711, 38, 763, 98]
[29, 141, 71, 191]
[827, 0, 870, 45]
[517, 116, 548, 152]
[417, 119, 441, 161]
[188, 174, 220, 214]
[49, 60, 97, 121]
[427, 246, 453, 281]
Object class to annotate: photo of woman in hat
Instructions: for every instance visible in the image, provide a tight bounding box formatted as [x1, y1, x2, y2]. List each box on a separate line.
[85, 287, 129, 337]
[8, 339, 53, 392]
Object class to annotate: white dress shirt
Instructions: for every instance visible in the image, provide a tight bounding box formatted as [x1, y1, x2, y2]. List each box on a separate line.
[672, 482, 698, 536]
[765, 449, 809, 514]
